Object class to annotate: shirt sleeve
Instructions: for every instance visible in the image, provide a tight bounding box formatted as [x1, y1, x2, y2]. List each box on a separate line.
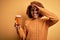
[45, 17, 58, 27]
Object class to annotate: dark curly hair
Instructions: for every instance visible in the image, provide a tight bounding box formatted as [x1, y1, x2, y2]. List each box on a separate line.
[26, 1, 44, 18]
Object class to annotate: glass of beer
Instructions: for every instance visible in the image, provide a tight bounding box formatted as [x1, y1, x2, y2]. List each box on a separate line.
[15, 15, 22, 29]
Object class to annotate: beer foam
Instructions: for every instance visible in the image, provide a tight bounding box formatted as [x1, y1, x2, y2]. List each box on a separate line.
[15, 15, 21, 17]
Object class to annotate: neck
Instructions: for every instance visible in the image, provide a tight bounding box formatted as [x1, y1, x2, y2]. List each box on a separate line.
[32, 18, 39, 20]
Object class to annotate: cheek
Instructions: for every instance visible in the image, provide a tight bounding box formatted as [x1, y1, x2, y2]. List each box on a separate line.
[31, 11, 38, 16]
[36, 11, 38, 14]
[34, 11, 38, 14]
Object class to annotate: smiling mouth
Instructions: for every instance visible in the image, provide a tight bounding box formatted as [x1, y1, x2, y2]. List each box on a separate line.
[33, 13, 38, 18]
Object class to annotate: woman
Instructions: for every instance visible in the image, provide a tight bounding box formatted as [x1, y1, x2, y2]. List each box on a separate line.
[15, 1, 59, 40]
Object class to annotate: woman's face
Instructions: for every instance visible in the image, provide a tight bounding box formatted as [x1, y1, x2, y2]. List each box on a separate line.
[31, 7, 39, 19]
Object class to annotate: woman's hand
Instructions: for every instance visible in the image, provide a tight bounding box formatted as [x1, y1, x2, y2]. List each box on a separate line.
[14, 23, 20, 29]
[31, 4, 39, 9]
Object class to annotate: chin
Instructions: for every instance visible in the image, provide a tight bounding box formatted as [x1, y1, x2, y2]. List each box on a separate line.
[33, 17, 38, 19]
[32, 16, 38, 19]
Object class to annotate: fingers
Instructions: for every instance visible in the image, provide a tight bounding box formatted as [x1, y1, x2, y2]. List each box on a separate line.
[31, 4, 38, 7]
[14, 23, 20, 29]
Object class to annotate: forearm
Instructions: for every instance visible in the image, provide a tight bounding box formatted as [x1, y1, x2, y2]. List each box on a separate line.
[38, 7, 59, 20]
[39, 7, 59, 27]
[18, 27, 26, 40]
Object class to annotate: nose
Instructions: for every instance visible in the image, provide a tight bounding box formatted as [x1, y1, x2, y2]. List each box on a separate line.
[33, 10, 37, 14]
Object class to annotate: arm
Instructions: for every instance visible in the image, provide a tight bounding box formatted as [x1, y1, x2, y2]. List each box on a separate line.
[23, 25, 28, 40]
[33, 4, 59, 27]
[14, 23, 25, 40]
[18, 20, 28, 40]
[18, 26, 26, 40]
[23, 20, 29, 40]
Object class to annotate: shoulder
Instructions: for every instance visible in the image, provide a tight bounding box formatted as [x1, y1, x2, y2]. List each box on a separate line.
[25, 19, 31, 26]
[40, 16, 49, 21]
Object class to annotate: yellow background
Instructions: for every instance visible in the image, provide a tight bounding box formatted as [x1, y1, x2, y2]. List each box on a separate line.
[0, 0, 60, 40]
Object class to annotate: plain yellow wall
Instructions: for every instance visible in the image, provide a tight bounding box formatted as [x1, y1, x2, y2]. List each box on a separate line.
[0, 0, 60, 40]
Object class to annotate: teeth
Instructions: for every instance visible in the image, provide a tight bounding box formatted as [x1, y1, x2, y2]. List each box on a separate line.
[34, 13, 37, 15]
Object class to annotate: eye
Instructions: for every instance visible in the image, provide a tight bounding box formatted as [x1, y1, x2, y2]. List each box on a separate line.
[36, 8, 38, 11]
[31, 9, 34, 11]
[32, 9, 34, 11]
